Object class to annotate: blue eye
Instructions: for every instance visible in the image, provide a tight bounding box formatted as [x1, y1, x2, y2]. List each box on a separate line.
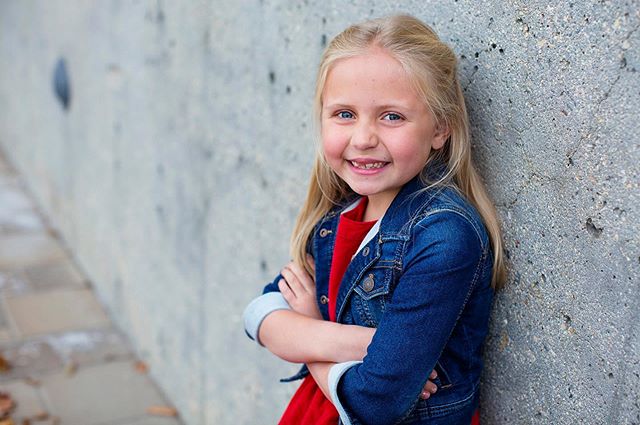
[384, 113, 403, 121]
[337, 111, 354, 119]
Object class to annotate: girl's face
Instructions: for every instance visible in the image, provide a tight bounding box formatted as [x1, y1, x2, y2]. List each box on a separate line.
[321, 48, 449, 216]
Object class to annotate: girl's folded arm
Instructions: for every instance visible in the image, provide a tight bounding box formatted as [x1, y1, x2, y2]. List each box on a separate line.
[243, 259, 376, 365]
[257, 309, 374, 364]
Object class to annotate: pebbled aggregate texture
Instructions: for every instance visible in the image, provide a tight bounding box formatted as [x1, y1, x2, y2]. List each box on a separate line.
[0, 1, 638, 424]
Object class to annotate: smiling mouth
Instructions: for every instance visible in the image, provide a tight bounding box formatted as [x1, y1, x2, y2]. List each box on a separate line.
[349, 160, 388, 169]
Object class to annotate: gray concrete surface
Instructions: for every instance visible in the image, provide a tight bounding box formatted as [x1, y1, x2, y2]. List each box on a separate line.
[0, 152, 182, 424]
[0, 1, 638, 424]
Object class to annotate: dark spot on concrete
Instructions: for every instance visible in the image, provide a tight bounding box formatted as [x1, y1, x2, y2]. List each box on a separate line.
[473, 65, 479, 71]
[567, 156, 574, 166]
[474, 52, 480, 58]
[53, 57, 71, 111]
[541, 273, 547, 283]
[261, 178, 268, 188]
[156, 7, 165, 23]
[322, 17, 326, 25]
[585, 218, 603, 238]
[260, 259, 268, 271]
[563, 314, 572, 324]
[202, 148, 213, 160]
[491, 43, 497, 49]
[157, 164, 165, 176]
[504, 249, 511, 259]
[269, 71, 276, 84]
[168, 39, 176, 48]
[620, 56, 627, 69]
[237, 154, 245, 165]
[499, 48, 504, 54]
[460, 54, 467, 59]
[321, 34, 327, 47]
[608, 372, 614, 378]
[286, 85, 291, 94]
[156, 205, 165, 217]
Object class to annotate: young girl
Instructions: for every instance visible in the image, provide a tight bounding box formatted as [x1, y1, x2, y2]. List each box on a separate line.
[243, 14, 506, 425]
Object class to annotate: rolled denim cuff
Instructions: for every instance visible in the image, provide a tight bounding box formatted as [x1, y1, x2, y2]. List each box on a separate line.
[243, 292, 291, 346]
[328, 360, 363, 425]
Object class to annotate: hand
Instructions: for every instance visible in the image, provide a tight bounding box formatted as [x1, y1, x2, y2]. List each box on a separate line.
[279, 256, 322, 320]
[420, 369, 438, 400]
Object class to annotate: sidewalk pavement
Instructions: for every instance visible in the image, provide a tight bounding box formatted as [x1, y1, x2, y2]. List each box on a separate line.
[0, 151, 183, 425]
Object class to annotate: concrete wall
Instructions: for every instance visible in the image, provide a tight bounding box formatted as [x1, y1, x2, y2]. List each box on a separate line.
[0, 1, 638, 424]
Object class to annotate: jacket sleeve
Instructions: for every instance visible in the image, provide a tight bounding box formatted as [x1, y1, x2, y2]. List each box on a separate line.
[243, 273, 291, 346]
[328, 211, 487, 425]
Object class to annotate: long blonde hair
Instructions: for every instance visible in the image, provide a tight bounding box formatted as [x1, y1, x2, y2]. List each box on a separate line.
[291, 14, 507, 289]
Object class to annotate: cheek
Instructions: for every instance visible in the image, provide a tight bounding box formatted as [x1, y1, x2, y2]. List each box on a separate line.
[321, 128, 346, 163]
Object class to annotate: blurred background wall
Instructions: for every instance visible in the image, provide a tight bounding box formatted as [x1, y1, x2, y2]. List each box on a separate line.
[0, 1, 638, 424]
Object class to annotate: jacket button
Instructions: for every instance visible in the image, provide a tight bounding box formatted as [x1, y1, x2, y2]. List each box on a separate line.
[362, 274, 375, 292]
[362, 247, 370, 256]
[320, 295, 329, 304]
[319, 228, 332, 237]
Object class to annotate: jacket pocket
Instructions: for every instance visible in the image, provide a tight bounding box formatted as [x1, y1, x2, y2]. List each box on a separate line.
[351, 266, 393, 327]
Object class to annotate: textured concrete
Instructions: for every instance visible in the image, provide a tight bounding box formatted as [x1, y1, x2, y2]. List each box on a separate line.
[0, 1, 638, 424]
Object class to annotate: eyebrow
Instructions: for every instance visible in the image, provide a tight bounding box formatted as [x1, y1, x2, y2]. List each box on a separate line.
[323, 102, 413, 111]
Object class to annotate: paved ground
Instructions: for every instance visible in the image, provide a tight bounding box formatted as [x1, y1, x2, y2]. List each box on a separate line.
[0, 151, 183, 424]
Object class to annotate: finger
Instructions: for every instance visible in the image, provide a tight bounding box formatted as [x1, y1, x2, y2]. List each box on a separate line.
[288, 262, 315, 293]
[429, 370, 438, 380]
[423, 381, 437, 394]
[281, 266, 303, 297]
[306, 254, 316, 274]
[277, 278, 295, 299]
[420, 390, 431, 400]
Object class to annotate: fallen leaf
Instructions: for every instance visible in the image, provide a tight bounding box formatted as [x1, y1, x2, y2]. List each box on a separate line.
[31, 411, 48, 421]
[134, 361, 148, 374]
[146, 405, 178, 417]
[64, 361, 77, 377]
[23, 377, 41, 387]
[0, 391, 16, 418]
[0, 355, 11, 372]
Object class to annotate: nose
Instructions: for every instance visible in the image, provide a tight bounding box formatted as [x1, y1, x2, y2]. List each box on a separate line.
[350, 119, 379, 150]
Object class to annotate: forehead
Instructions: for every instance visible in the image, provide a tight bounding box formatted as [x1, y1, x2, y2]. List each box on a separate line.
[322, 50, 422, 108]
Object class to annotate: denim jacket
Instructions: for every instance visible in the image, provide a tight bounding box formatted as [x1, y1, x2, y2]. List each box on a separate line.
[244, 174, 494, 425]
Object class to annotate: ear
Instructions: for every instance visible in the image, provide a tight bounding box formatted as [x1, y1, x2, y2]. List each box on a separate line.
[431, 123, 450, 150]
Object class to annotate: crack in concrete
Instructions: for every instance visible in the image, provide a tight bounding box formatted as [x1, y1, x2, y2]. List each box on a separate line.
[502, 171, 559, 208]
[566, 19, 639, 163]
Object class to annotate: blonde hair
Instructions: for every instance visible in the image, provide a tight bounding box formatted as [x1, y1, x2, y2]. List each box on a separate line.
[291, 14, 507, 289]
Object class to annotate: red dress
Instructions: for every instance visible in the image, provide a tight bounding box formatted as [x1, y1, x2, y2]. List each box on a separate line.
[278, 198, 481, 425]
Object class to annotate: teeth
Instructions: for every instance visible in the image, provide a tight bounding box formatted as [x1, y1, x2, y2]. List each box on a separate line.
[351, 161, 386, 169]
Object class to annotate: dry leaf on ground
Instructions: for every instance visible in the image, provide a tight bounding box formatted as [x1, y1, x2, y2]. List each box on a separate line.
[64, 361, 77, 377]
[0, 355, 11, 372]
[30, 411, 48, 421]
[0, 391, 16, 418]
[146, 405, 178, 417]
[134, 361, 148, 374]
